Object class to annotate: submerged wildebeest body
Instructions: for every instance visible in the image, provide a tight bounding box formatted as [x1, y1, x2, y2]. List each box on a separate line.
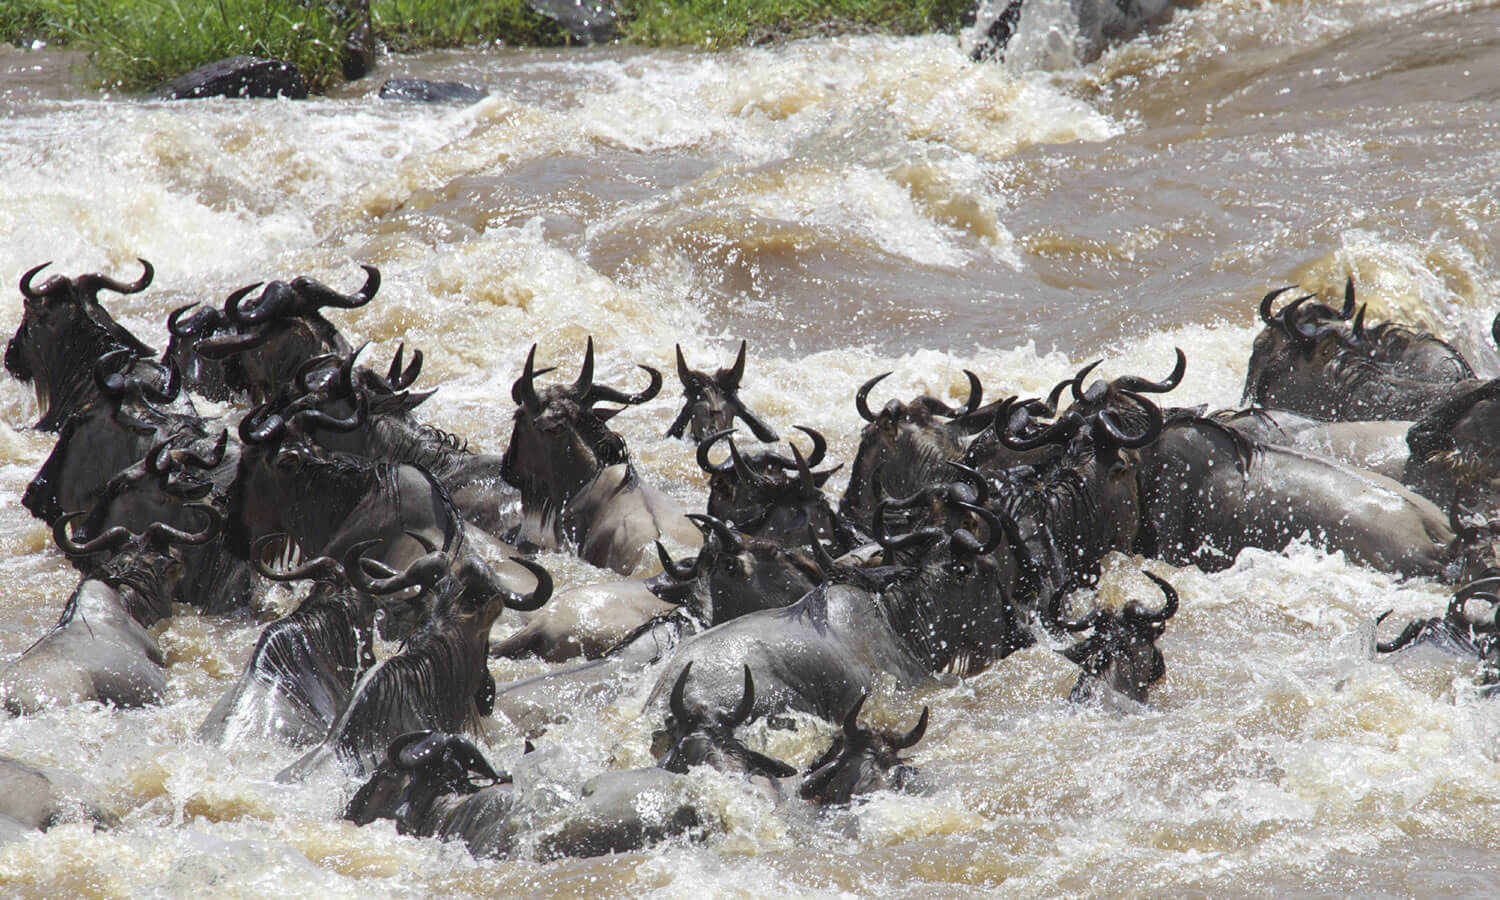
[1373, 576, 1500, 691]
[966, 0, 1176, 64]
[1213, 407, 1413, 483]
[280, 546, 551, 780]
[199, 544, 377, 748]
[667, 341, 779, 445]
[0, 508, 218, 715]
[1404, 379, 1500, 517]
[1134, 416, 1468, 580]
[0, 756, 118, 845]
[502, 338, 701, 574]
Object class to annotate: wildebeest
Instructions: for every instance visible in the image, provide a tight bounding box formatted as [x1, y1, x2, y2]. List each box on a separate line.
[502, 338, 701, 574]
[198, 539, 377, 748]
[1133, 414, 1476, 580]
[1043, 571, 1179, 704]
[0, 756, 118, 845]
[839, 368, 988, 534]
[666, 341, 779, 444]
[6, 258, 177, 431]
[1373, 575, 1500, 687]
[279, 544, 551, 780]
[1243, 281, 1480, 421]
[1403, 379, 1500, 517]
[696, 426, 862, 554]
[192, 265, 379, 403]
[644, 505, 1027, 726]
[796, 693, 929, 805]
[0, 506, 219, 715]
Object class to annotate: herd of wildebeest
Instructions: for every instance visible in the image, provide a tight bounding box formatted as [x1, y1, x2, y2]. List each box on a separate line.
[1, 258, 1498, 855]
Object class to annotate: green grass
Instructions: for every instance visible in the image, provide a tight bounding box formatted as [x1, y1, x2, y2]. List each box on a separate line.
[0, 0, 972, 94]
[617, 0, 971, 49]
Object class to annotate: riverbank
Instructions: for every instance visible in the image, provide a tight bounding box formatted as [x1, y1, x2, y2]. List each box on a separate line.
[0, 0, 971, 94]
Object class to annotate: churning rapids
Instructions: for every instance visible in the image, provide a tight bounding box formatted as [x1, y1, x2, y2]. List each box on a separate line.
[2, 0, 1499, 894]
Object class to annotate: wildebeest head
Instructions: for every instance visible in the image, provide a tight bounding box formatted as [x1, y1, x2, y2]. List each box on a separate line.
[348, 539, 552, 637]
[666, 341, 778, 444]
[7, 259, 158, 430]
[22, 348, 199, 528]
[500, 337, 662, 508]
[839, 369, 987, 532]
[1404, 379, 1500, 517]
[193, 265, 378, 403]
[657, 662, 797, 779]
[993, 391, 1163, 585]
[874, 504, 1040, 676]
[696, 426, 855, 551]
[51, 502, 221, 627]
[652, 514, 823, 626]
[163, 302, 237, 402]
[344, 730, 508, 830]
[798, 694, 929, 805]
[1044, 571, 1179, 704]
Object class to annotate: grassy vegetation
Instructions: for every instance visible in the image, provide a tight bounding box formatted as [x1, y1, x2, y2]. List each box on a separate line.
[0, 0, 971, 93]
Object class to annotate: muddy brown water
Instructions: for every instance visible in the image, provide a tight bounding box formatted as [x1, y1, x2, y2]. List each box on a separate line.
[1, 1, 1499, 895]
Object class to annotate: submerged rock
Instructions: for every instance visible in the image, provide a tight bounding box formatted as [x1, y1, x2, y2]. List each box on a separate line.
[155, 56, 309, 100]
[379, 78, 488, 103]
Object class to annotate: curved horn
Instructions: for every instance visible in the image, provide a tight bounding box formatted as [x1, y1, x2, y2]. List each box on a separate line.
[251, 533, 344, 581]
[723, 340, 747, 390]
[696, 428, 737, 475]
[842, 692, 868, 740]
[998, 403, 1082, 451]
[145, 502, 222, 548]
[685, 513, 742, 554]
[345, 541, 450, 595]
[570, 336, 596, 397]
[675, 344, 695, 389]
[586, 365, 663, 407]
[1259, 285, 1298, 326]
[793, 425, 826, 469]
[655, 541, 700, 581]
[510, 344, 544, 413]
[1340, 276, 1357, 320]
[1114, 347, 1186, 395]
[387, 344, 423, 390]
[19, 261, 52, 300]
[1136, 571, 1180, 623]
[293, 264, 380, 310]
[1070, 359, 1106, 403]
[855, 372, 892, 422]
[53, 511, 131, 557]
[1350, 304, 1367, 345]
[727, 438, 773, 491]
[894, 706, 929, 750]
[1094, 392, 1163, 449]
[77, 258, 153, 297]
[953, 501, 1005, 556]
[501, 557, 553, 612]
[945, 461, 990, 506]
[729, 665, 755, 727]
[225, 280, 293, 326]
[670, 661, 695, 723]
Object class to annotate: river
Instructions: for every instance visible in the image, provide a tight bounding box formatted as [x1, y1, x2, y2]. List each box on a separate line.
[1, 0, 1498, 894]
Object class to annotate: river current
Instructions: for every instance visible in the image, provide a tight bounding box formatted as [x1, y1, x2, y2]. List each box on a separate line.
[1, 0, 1498, 895]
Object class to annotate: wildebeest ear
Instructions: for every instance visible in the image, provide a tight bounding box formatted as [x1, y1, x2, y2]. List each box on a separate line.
[743, 750, 798, 779]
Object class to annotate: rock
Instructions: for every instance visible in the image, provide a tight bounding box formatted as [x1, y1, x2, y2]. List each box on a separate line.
[525, 0, 618, 44]
[378, 78, 487, 103]
[156, 55, 308, 100]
